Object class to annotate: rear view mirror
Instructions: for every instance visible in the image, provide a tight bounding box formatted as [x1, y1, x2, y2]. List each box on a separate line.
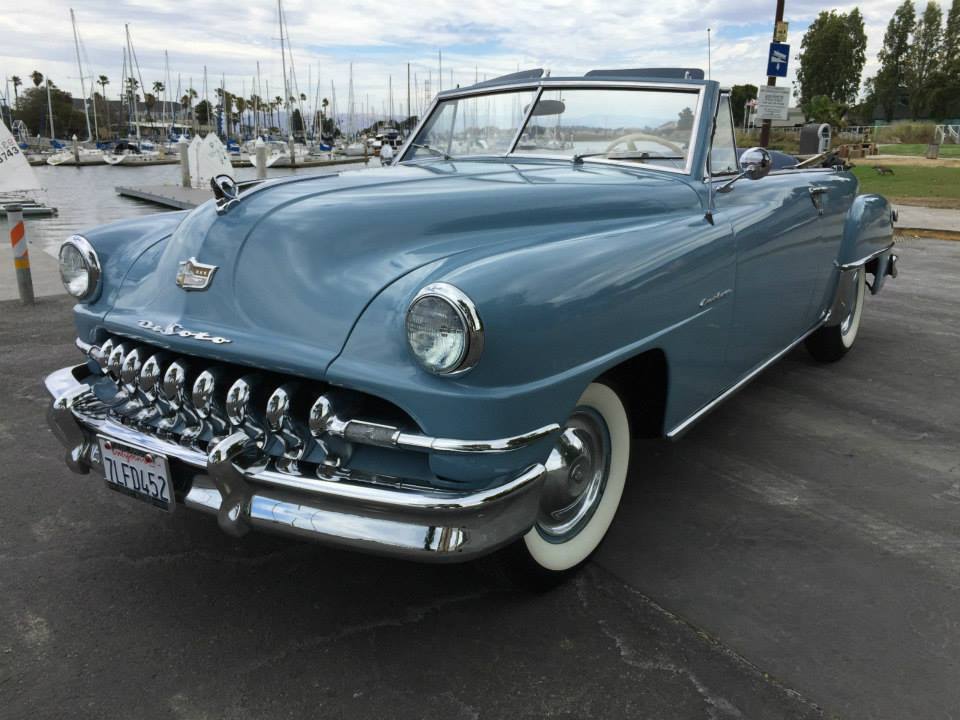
[525, 100, 566, 117]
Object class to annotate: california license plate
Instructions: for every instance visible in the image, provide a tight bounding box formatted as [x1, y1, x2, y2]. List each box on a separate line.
[98, 436, 173, 511]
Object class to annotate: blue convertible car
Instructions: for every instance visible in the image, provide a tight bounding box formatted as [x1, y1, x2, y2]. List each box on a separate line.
[47, 68, 897, 584]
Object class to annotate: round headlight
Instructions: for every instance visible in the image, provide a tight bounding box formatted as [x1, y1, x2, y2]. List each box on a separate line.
[58, 235, 101, 301]
[405, 283, 483, 376]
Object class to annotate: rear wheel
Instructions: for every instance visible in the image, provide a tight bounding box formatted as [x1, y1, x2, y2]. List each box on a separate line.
[806, 267, 866, 362]
[494, 381, 630, 590]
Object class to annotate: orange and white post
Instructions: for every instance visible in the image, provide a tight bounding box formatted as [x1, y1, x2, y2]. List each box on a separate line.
[5, 204, 35, 304]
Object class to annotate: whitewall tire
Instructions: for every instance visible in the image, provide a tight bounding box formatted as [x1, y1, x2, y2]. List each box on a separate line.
[495, 381, 630, 587]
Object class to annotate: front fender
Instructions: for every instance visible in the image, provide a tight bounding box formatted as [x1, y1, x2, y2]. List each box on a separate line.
[72, 211, 189, 342]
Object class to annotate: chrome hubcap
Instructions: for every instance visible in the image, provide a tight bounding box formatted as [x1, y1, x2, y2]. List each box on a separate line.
[536, 408, 610, 542]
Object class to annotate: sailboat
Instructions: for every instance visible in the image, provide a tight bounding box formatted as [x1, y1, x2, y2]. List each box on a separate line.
[47, 9, 105, 166]
[0, 119, 57, 217]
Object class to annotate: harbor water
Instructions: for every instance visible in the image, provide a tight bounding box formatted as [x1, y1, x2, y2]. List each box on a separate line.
[25, 161, 378, 260]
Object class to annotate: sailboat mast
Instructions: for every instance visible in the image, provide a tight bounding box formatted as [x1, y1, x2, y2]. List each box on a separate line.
[70, 8, 92, 142]
[278, 0, 290, 134]
[124, 25, 141, 141]
[255, 62, 262, 138]
[164, 50, 171, 131]
[46, 79, 55, 140]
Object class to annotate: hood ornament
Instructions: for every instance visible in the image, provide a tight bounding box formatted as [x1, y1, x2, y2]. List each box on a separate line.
[211, 174, 240, 215]
[176, 257, 218, 291]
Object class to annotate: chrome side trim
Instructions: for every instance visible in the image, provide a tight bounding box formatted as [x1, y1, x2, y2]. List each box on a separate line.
[836, 242, 895, 272]
[666, 321, 825, 439]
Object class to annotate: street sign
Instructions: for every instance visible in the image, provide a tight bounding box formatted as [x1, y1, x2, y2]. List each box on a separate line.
[756, 86, 791, 121]
[766, 42, 790, 78]
[774, 21, 789, 42]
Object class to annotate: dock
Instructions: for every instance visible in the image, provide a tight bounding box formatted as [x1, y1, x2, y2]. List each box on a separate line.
[116, 185, 212, 210]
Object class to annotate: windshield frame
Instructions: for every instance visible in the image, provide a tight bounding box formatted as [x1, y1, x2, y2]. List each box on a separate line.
[398, 79, 707, 176]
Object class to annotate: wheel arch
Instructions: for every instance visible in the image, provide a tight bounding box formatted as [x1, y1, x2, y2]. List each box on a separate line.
[597, 348, 669, 439]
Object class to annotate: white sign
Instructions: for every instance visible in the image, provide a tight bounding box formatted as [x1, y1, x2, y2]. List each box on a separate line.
[755, 86, 791, 121]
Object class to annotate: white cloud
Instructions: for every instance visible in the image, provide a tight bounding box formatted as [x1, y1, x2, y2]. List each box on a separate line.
[0, 0, 942, 118]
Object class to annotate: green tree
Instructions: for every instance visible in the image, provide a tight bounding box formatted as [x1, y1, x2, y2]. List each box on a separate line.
[796, 9, 867, 110]
[11, 76, 21, 106]
[905, 1, 944, 118]
[932, 0, 960, 116]
[30, 70, 43, 88]
[194, 99, 212, 127]
[730, 84, 758, 127]
[806, 95, 845, 126]
[872, 0, 916, 121]
[15, 85, 85, 136]
[945, 0, 960, 72]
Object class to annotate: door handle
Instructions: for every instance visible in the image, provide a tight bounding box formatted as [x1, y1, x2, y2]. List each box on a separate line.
[808, 186, 827, 216]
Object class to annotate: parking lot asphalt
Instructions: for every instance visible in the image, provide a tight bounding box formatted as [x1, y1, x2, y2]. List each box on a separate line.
[1, 237, 957, 719]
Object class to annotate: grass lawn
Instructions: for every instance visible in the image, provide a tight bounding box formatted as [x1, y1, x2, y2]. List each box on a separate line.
[878, 143, 960, 158]
[852, 165, 960, 208]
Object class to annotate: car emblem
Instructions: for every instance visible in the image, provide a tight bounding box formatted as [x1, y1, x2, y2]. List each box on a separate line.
[137, 320, 232, 344]
[176, 257, 218, 291]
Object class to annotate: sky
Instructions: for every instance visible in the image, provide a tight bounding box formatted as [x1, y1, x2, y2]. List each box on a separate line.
[0, 0, 939, 121]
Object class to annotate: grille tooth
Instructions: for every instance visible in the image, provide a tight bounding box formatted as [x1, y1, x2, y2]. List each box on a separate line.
[138, 352, 171, 401]
[226, 374, 268, 440]
[265, 383, 308, 474]
[107, 342, 131, 382]
[120, 347, 145, 393]
[96, 338, 115, 373]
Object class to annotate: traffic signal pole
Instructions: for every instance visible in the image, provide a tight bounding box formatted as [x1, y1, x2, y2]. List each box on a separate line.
[760, 0, 786, 148]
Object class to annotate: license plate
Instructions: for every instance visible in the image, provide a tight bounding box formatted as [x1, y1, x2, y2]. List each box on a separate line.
[98, 436, 174, 511]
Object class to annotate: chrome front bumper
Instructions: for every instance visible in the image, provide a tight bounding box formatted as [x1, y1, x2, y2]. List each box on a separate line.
[45, 365, 547, 562]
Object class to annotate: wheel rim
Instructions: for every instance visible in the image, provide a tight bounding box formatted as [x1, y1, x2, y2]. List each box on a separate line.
[536, 407, 611, 542]
[838, 268, 865, 348]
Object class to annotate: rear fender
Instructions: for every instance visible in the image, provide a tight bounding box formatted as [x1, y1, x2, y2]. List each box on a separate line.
[839, 194, 896, 293]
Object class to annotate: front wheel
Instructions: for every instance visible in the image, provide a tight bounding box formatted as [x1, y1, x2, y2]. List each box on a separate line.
[494, 381, 630, 589]
[806, 267, 866, 362]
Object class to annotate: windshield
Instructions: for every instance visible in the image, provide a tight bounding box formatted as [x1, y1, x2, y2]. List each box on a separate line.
[405, 85, 700, 170]
[405, 89, 538, 161]
[514, 88, 698, 169]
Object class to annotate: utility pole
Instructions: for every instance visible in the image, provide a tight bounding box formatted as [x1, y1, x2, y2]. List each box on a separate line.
[759, 0, 785, 148]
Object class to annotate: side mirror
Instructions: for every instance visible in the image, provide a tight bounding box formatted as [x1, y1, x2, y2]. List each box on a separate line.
[739, 147, 771, 180]
[717, 147, 772, 194]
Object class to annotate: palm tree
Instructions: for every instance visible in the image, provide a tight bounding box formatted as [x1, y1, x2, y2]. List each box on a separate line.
[152, 81, 165, 121]
[144, 92, 156, 121]
[30, 71, 43, 88]
[235, 96, 246, 136]
[11, 76, 21, 107]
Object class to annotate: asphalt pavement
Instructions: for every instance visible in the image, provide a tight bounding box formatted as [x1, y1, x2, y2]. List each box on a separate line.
[1, 237, 957, 719]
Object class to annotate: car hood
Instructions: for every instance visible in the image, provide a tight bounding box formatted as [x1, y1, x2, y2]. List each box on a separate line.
[105, 160, 700, 378]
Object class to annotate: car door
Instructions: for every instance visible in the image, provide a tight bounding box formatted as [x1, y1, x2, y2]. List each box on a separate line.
[709, 101, 825, 374]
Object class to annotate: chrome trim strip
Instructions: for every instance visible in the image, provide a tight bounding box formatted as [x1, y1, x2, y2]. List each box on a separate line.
[666, 321, 825, 439]
[836, 242, 895, 272]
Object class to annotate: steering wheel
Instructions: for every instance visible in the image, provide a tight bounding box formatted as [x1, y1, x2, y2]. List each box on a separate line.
[604, 133, 684, 156]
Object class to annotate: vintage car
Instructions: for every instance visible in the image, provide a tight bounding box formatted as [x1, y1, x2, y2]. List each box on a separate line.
[47, 68, 897, 585]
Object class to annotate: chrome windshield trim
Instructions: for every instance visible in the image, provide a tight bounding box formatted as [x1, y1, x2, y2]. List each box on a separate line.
[399, 79, 706, 176]
[836, 242, 895, 271]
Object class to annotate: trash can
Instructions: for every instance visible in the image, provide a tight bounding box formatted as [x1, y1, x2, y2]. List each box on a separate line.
[799, 123, 831, 155]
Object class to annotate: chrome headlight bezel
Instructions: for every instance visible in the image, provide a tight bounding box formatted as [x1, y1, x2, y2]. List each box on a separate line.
[58, 235, 101, 302]
[405, 282, 484, 377]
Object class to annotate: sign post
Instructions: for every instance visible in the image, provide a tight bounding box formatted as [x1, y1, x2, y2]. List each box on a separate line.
[760, 0, 787, 149]
[5, 205, 35, 305]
